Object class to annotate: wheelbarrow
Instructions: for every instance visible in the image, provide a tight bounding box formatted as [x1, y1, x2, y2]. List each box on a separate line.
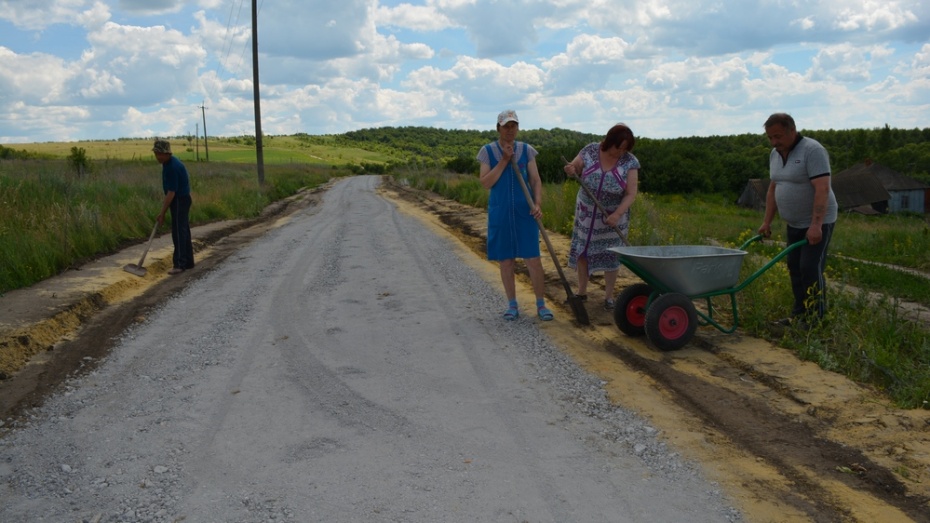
[608, 235, 807, 351]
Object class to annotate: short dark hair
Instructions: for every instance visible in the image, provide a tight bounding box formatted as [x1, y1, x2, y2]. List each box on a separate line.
[764, 113, 796, 131]
[601, 123, 635, 152]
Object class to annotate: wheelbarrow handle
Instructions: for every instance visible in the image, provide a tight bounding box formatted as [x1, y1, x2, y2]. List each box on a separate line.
[740, 234, 808, 252]
[739, 234, 765, 250]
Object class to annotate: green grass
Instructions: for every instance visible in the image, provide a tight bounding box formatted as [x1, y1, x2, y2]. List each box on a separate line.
[393, 168, 930, 409]
[0, 159, 342, 293]
[4, 136, 398, 167]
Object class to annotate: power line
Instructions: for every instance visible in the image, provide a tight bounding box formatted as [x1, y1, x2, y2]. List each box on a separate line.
[207, 0, 247, 105]
[199, 102, 210, 162]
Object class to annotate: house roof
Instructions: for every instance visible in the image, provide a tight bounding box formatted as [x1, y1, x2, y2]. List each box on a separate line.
[839, 162, 930, 191]
[736, 178, 768, 209]
[744, 178, 768, 198]
[832, 169, 890, 209]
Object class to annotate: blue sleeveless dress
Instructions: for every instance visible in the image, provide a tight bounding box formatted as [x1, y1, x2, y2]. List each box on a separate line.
[481, 141, 540, 261]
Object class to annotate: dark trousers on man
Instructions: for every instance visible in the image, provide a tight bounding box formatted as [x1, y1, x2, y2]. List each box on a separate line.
[169, 194, 194, 270]
[785, 222, 834, 319]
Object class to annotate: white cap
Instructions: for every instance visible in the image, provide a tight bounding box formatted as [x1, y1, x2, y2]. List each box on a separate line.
[497, 109, 519, 126]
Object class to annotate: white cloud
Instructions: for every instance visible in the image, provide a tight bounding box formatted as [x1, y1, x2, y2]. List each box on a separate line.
[0, 46, 73, 105]
[541, 34, 643, 94]
[0, 0, 87, 30]
[833, 1, 918, 31]
[117, 0, 183, 16]
[258, 0, 373, 60]
[791, 17, 816, 31]
[646, 57, 748, 93]
[0, 0, 928, 142]
[808, 44, 877, 82]
[435, 0, 544, 57]
[911, 43, 930, 76]
[375, 2, 455, 31]
[75, 21, 206, 105]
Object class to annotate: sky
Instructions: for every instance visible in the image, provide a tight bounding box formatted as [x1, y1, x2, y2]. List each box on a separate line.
[1, 0, 929, 144]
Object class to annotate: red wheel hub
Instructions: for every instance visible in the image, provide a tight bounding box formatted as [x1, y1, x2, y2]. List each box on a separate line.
[626, 296, 647, 327]
[658, 306, 690, 339]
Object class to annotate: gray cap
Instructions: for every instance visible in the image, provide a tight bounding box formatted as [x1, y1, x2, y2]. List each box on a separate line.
[152, 139, 172, 154]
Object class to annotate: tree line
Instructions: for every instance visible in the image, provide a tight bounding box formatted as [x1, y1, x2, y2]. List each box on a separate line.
[333, 125, 930, 196]
[5, 124, 928, 197]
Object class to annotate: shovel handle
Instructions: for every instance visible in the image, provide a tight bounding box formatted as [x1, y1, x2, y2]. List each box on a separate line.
[136, 220, 159, 267]
[511, 157, 575, 290]
[562, 156, 629, 246]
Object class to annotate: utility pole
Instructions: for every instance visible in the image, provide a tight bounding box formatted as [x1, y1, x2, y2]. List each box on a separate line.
[252, 0, 265, 185]
[195, 122, 200, 161]
[200, 102, 209, 162]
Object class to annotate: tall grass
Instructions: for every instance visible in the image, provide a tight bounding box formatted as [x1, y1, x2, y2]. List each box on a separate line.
[0, 159, 338, 293]
[394, 168, 930, 409]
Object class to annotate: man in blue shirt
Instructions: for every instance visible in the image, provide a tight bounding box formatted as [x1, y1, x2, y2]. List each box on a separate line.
[758, 113, 838, 325]
[153, 139, 194, 275]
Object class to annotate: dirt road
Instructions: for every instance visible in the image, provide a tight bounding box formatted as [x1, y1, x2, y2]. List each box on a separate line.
[0, 175, 928, 522]
[0, 176, 738, 522]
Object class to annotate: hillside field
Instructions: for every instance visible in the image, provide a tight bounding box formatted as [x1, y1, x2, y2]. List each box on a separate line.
[2, 135, 397, 166]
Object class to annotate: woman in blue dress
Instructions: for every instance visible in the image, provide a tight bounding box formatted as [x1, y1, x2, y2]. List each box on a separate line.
[563, 123, 640, 311]
[477, 110, 553, 321]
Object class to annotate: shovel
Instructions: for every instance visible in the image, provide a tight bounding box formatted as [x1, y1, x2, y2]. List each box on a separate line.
[123, 221, 158, 277]
[512, 156, 590, 326]
[562, 156, 629, 245]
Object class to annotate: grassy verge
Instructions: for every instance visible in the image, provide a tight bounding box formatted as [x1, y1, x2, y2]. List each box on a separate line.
[0, 159, 341, 293]
[394, 168, 930, 409]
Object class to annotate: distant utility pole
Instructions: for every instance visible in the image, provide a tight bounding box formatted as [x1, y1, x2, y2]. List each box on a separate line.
[195, 122, 200, 161]
[252, 0, 265, 185]
[200, 102, 209, 162]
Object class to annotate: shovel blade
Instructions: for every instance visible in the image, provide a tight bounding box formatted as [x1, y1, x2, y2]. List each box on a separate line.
[123, 264, 147, 277]
[568, 295, 590, 325]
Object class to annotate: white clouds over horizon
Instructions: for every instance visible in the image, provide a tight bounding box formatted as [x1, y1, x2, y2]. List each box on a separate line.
[0, 0, 928, 144]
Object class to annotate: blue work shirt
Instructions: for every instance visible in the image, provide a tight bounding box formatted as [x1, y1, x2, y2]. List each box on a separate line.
[161, 156, 191, 196]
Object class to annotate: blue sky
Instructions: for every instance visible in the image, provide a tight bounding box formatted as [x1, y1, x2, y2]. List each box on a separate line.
[1, 0, 928, 144]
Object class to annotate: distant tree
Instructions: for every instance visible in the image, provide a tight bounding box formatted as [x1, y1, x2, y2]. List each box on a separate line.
[67, 146, 90, 176]
[0, 144, 39, 160]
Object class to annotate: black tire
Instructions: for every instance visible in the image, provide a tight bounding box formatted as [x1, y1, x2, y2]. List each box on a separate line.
[614, 283, 652, 337]
[644, 293, 698, 351]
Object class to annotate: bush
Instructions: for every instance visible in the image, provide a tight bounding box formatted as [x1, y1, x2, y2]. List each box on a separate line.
[67, 147, 90, 176]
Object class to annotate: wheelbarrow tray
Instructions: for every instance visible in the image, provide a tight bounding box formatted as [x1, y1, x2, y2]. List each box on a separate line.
[609, 245, 748, 296]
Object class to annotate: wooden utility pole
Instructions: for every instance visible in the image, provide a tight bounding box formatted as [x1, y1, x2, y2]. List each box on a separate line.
[195, 122, 200, 161]
[200, 102, 209, 162]
[252, 0, 265, 184]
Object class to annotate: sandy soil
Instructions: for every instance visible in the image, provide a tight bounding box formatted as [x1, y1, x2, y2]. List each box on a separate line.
[1, 177, 928, 522]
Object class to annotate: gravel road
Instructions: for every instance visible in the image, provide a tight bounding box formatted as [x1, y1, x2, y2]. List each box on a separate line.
[0, 176, 741, 522]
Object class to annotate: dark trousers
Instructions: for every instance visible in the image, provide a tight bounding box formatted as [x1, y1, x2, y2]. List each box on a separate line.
[169, 194, 194, 269]
[785, 222, 834, 319]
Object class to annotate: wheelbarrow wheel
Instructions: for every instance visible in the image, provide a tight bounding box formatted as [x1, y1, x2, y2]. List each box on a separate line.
[644, 292, 698, 351]
[614, 283, 652, 337]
